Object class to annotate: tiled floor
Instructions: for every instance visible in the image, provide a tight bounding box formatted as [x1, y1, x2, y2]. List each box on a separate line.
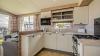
[35, 49, 72, 56]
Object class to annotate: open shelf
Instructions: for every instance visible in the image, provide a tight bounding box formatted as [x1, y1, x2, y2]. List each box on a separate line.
[52, 9, 73, 20]
[51, 19, 74, 23]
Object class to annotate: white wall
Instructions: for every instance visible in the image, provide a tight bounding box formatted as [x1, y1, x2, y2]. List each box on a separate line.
[86, 0, 100, 34]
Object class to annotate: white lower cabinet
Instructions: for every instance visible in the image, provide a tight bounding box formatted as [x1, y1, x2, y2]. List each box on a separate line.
[21, 36, 29, 56]
[44, 33, 73, 52]
[78, 42, 100, 56]
[21, 33, 44, 56]
[56, 34, 73, 52]
[78, 43, 83, 56]
[84, 46, 100, 56]
[44, 33, 57, 50]
[29, 35, 44, 56]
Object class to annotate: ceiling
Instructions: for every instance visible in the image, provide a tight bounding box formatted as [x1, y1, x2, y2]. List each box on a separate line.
[0, 0, 79, 15]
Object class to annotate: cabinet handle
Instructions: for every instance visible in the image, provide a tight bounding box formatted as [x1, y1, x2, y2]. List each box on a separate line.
[62, 34, 65, 36]
[78, 43, 80, 45]
[49, 33, 52, 35]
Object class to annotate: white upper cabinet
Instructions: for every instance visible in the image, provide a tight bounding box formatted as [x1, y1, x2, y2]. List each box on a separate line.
[73, 6, 89, 24]
[40, 11, 51, 18]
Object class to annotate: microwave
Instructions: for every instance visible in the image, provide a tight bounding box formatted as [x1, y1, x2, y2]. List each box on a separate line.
[41, 17, 51, 25]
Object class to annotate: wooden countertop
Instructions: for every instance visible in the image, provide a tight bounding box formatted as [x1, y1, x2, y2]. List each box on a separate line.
[79, 39, 100, 46]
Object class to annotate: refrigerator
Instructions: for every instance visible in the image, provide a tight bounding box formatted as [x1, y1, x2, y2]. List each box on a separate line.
[94, 17, 100, 35]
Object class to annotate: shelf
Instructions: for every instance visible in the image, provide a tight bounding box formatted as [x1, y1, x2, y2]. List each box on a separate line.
[52, 12, 61, 15]
[62, 11, 73, 14]
[52, 9, 73, 20]
[53, 15, 62, 17]
[62, 14, 73, 16]
[51, 19, 73, 23]
[62, 15, 73, 18]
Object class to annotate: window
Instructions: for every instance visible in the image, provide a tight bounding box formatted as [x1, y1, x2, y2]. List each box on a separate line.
[20, 15, 36, 31]
[54, 23, 72, 29]
[0, 14, 9, 36]
[54, 22, 73, 32]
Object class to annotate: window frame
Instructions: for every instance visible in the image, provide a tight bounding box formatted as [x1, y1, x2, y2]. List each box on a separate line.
[19, 15, 36, 32]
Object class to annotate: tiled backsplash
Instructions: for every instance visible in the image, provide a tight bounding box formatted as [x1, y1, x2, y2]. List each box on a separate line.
[40, 25, 73, 33]
[40, 25, 52, 32]
[40, 24, 87, 33]
[73, 24, 87, 33]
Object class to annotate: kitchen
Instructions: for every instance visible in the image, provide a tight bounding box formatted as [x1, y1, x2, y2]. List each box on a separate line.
[0, 0, 100, 56]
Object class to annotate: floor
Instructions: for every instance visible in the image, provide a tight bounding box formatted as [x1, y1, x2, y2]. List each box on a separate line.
[35, 49, 72, 56]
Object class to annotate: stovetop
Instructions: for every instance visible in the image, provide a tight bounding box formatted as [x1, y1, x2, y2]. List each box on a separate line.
[73, 35, 100, 40]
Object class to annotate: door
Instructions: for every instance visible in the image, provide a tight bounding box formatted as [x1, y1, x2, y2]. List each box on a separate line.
[44, 33, 57, 50]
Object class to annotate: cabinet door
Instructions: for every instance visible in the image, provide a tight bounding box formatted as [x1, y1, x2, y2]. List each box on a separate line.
[56, 34, 73, 52]
[21, 36, 29, 56]
[78, 43, 83, 56]
[66, 34, 73, 52]
[84, 46, 100, 56]
[73, 6, 89, 24]
[29, 35, 44, 56]
[44, 33, 57, 50]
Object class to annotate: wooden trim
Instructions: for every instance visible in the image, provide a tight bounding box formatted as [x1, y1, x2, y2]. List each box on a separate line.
[43, 48, 73, 55]
[35, 14, 41, 31]
[19, 31, 34, 35]
[34, 48, 45, 56]
[0, 8, 15, 15]
[18, 12, 40, 16]
[79, 0, 93, 6]
[19, 30, 43, 35]
[41, 3, 78, 12]
[34, 48, 73, 56]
